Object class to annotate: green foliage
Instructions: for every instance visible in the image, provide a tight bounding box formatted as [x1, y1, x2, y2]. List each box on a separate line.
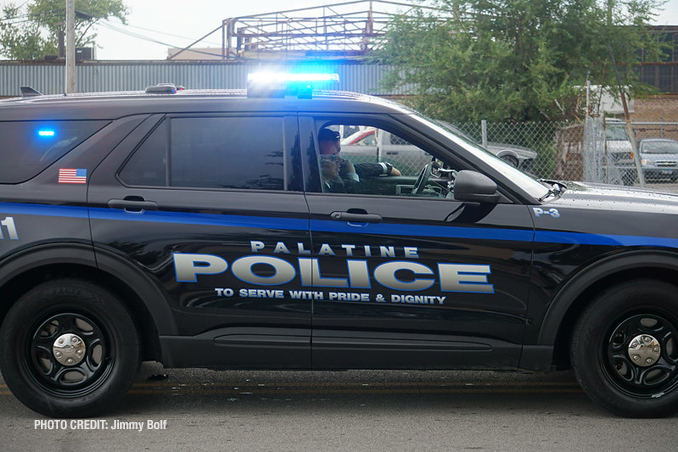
[0, 4, 48, 60]
[1, 0, 128, 60]
[375, 0, 668, 122]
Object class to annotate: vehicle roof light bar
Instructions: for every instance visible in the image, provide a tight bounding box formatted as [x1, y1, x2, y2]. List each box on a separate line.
[247, 72, 339, 99]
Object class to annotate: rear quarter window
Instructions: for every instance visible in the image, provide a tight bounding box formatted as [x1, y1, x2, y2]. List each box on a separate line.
[0, 121, 109, 183]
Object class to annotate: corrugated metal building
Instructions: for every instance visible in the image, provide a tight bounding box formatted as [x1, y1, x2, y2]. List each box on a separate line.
[0, 61, 402, 98]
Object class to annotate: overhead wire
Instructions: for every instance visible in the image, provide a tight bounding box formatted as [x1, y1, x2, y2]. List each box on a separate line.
[99, 21, 222, 57]
[98, 21, 179, 48]
[2, 2, 222, 54]
[98, 19, 226, 58]
[109, 21, 221, 46]
[0, 16, 32, 24]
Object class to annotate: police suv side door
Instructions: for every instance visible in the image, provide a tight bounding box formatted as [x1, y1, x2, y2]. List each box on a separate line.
[88, 113, 312, 369]
[300, 115, 535, 370]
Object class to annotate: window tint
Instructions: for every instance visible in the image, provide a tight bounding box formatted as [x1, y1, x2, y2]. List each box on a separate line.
[119, 121, 168, 187]
[119, 117, 285, 191]
[0, 120, 108, 183]
[171, 117, 284, 190]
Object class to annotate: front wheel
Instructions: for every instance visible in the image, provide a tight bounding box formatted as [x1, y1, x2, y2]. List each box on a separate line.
[571, 279, 678, 418]
[0, 279, 141, 418]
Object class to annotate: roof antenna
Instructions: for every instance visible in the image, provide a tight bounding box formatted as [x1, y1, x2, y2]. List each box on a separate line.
[20, 86, 43, 97]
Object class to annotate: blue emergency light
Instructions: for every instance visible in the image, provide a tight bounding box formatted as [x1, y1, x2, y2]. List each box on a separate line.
[38, 129, 55, 137]
[247, 72, 339, 99]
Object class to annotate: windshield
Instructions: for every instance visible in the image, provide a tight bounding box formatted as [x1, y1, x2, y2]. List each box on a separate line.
[641, 140, 678, 154]
[408, 115, 550, 200]
[605, 124, 629, 141]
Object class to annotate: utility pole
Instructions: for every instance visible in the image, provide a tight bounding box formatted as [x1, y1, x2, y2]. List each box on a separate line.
[65, 0, 76, 93]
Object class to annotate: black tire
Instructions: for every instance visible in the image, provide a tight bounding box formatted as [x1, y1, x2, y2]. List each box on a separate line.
[571, 279, 678, 418]
[0, 279, 141, 418]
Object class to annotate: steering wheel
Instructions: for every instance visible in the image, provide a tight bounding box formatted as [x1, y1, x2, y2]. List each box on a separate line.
[412, 162, 433, 195]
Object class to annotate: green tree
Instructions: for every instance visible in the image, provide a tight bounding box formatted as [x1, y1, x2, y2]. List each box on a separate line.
[376, 0, 668, 122]
[0, 4, 46, 59]
[0, 0, 128, 60]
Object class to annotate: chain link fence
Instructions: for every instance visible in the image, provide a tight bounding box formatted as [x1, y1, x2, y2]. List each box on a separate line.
[452, 121, 562, 179]
[338, 112, 678, 193]
[452, 119, 678, 193]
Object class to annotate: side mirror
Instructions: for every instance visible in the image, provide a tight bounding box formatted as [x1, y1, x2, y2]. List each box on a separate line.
[454, 170, 501, 203]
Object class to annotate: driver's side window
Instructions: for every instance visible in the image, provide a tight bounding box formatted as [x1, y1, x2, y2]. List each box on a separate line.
[316, 123, 457, 198]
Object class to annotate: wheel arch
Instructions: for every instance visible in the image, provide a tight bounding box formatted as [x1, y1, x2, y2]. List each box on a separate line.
[539, 250, 678, 369]
[0, 243, 177, 361]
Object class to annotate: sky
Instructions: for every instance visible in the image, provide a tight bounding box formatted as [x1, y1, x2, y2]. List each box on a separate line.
[2, 0, 678, 60]
[94, 0, 341, 60]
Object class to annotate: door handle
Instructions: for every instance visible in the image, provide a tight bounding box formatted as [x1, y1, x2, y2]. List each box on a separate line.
[108, 197, 158, 213]
[330, 211, 382, 223]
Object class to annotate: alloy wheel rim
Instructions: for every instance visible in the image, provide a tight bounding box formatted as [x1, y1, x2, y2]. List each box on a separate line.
[604, 313, 678, 397]
[26, 311, 114, 398]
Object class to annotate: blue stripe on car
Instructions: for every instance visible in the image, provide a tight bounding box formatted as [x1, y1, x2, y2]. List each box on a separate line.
[1, 202, 677, 248]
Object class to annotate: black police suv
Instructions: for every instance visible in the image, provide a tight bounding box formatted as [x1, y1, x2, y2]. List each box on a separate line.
[1, 78, 678, 419]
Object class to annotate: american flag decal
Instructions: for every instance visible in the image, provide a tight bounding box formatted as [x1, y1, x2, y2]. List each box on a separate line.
[58, 168, 87, 184]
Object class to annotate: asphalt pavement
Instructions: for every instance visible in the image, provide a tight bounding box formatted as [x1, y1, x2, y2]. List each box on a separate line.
[2, 363, 678, 452]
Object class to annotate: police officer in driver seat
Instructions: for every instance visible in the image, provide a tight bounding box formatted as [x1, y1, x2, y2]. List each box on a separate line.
[318, 128, 401, 193]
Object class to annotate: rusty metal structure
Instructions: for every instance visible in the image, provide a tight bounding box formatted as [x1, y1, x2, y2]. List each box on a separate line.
[168, 1, 448, 61]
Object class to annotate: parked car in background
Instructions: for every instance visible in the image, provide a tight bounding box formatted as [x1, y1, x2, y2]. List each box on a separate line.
[638, 138, 678, 182]
[604, 119, 637, 185]
[340, 124, 537, 176]
[340, 127, 425, 176]
[436, 121, 538, 171]
[485, 142, 537, 171]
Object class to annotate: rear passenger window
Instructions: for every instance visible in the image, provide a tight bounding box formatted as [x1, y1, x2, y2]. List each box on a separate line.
[0, 120, 109, 184]
[118, 121, 168, 187]
[119, 116, 285, 191]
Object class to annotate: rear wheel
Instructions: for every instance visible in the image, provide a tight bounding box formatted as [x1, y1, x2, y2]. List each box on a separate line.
[0, 279, 141, 418]
[571, 279, 678, 418]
